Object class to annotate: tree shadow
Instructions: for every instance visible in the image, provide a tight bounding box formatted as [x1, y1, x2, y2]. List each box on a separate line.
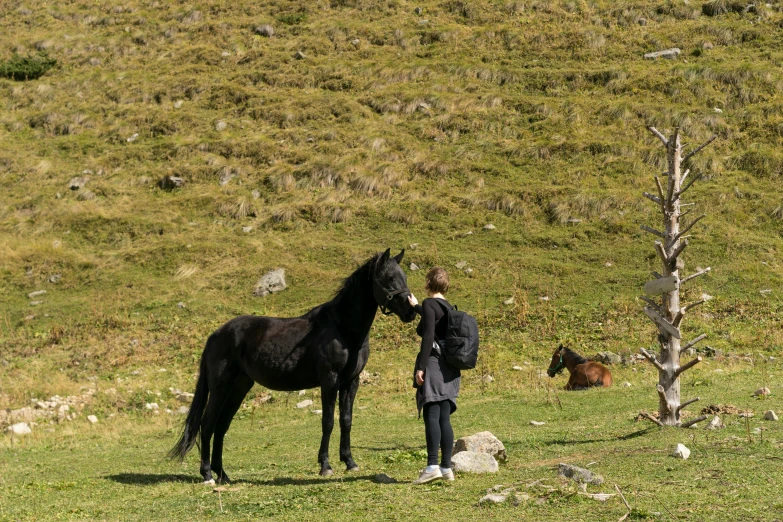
[246, 474, 377, 486]
[617, 427, 655, 440]
[106, 473, 198, 485]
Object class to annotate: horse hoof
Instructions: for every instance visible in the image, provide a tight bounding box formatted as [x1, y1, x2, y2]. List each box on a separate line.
[203, 479, 216, 486]
[217, 474, 231, 484]
[320, 468, 334, 477]
[346, 465, 360, 473]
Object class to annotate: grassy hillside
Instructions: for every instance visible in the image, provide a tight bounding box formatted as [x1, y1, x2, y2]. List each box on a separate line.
[2, 0, 783, 412]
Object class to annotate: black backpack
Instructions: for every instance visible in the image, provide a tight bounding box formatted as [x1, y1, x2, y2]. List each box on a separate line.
[434, 300, 479, 370]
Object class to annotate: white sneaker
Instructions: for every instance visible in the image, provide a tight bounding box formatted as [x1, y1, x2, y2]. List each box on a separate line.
[441, 469, 455, 481]
[412, 467, 442, 484]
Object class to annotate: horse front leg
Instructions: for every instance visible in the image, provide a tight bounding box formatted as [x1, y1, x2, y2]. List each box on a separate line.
[318, 373, 339, 477]
[338, 377, 360, 472]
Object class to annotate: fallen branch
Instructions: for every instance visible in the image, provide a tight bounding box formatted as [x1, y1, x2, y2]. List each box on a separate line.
[640, 411, 664, 427]
[681, 415, 708, 429]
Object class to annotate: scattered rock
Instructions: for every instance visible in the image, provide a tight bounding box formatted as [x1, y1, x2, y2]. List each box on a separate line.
[159, 175, 185, 190]
[454, 431, 507, 462]
[452, 451, 499, 473]
[294, 51, 306, 60]
[644, 48, 681, 60]
[177, 302, 186, 309]
[414, 6, 424, 15]
[215, 121, 227, 131]
[87, 415, 98, 424]
[637, 17, 647, 26]
[418, 20, 429, 25]
[605, 262, 613, 267]
[703, 41, 714, 50]
[312, 409, 322, 415]
[455, 261, 467, 269]
[479, 493, 508, 505]
[251, 189, 261, 199]
[753, 387, 771, 397]
[512, 365, 523, 371]
[701, 293, 713, 301]
[77, 189, 96, 201]
[177, 392, 194, 403]
[714, 107, 723, 113]
[48, 274, 62, 284]
[8, 422, 32, 436]
[623, 382, 632, 387]
[409, 243, 418, 250]
[28, 290, 46, 299]
[360, 370, 380, 385]
[539, 296, 550, 301]
[351, 38, 360, 46]
[672, 443, 690, 460]
[177, 406, 189, 414]
[581, 492, 615, 502]
[409, 263, 420, 271]
[254, 268, 287, 297]
[242, 226, 253, 233]
[482, 375, 494, 384]
[557, 463, 604, 485]
[298, 390, 306, 396]
[127, 133, 139, 142]
[373, 473, 398, 484]
[764, 410, 778, 421]
[739, 411, 754, 418]
[145, 403, 159, 410]
[68, 177, 86, 190]
[296, 399, 313, 409]
[530, 421, 545, 426]
[503, 297, 515, 305]
[705, 415, 725, 430]
[174, 100, 183, 109]
[30, 300, 43, 306]
[591, 352, 621, 365]
[255, 25, 274, 37]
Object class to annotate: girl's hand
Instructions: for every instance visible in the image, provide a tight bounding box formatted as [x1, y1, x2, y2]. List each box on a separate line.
[408, 293, 419, 307]
[416, 370, 424, 386]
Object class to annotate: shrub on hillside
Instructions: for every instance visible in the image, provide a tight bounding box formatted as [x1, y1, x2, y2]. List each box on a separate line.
[0, 52, 56, 81]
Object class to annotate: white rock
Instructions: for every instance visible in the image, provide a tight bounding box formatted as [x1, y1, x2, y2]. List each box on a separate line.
[512, 365, 523, 371]
[454, 431, 506, 461]
[28, 290, 47, 299]
[530, 420, 545, 426]
[87, 415, 98, 424]
[479, 493, 507, 504]
[503, 297, 515, 305]
[753, 387, 771, 397]
[539, 296, 550, 301]
[296, 400, 313, 409]
[455, 261, 467, 269]
[254, 268, 287, 297]
[242, 226, 253, 233]
[409, 263, 420, 271]
[672, 443, 690, 460]
[9, 422, 32, 435]
[215, 121, 227, 131]
[312, 410, 322, 415]
[174, 100, 183, 109]
[451, 451, 499, 473]
[126, 133, 139, 142]
[644, 48, 681, 60]
[623, 382, 632, 387]
[764, 410, 778, 421]
[713, 107, 723, 113]
[582, 492, 615, 502]
[298, 390, 306, 396]
[145, 402, 159, 410]
[701, 293, 713, 301]
[483, 223, 496, 230]
[482, 375, 494, 384]
[178, 406, 189, 414]
[706, 415, 724, 430]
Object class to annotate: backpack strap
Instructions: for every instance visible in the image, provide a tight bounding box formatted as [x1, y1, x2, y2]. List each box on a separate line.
[430, 298, 453, 344]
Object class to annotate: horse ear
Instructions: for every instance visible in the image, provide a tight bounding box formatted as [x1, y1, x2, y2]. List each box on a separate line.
[377, 249, 391, 271]
[393, 249, 405, 264]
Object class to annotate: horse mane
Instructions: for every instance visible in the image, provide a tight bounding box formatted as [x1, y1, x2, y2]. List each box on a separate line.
[563, 346, 588, 365]
[332, 252, 382, 301]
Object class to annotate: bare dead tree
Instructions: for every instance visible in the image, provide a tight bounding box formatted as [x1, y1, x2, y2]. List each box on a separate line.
[638, 127, 716, 427]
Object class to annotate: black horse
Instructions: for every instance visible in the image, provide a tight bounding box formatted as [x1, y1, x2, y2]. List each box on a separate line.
[169, 249, 416, 482]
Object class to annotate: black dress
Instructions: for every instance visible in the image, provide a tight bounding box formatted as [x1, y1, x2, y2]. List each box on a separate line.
[413, 298, 461, 414]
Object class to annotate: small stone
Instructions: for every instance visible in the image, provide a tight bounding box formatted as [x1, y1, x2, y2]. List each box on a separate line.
[174, 100, 183, 108]
[753, 387, 771, 397]
[764, 410, 778, 421]
[452, 451, 499, 473]
[483, 375, 494, 384]
[479, 493, 508, 505]
[296, 399, 313, 409]
[418, 19, 429, 25]
[705, 415, 725, 430]
[178, 406, 189, 414]
[177, 302, 186, 309]
[294, 51, 306, 60]
[752, 427, 762, 434]
[254, 268, 287, 297]
[760, 289, 772, 295]
[703, 41, 714, 50]
[465, 268, 473, 274]
[539, 296, 550, 301]
[637, 17, 647, 26]
[145, 402, 159, 410]
[374, 473, 398, 484]
[68, 177, 86, 190]
[738, 411, 754, 418]
[605, 262, 613, 267]
[414, 6, 423, 15]
[87, 415, 98, 424]
[242, 226, 253, 233]
[503, 297, 515, 305]
[701, 293, 713, 301]
[255, 25, 274, 37]
[177, 392, 194, 403]
[351, 39, 360, 46]
[298, 390, 306, 396]
[592, 352, 622, 365]
[215, 121, 227, 131]
[672, 443, 690, 460]
[557, 463, 604, 485]
[714, 107, 723, 113]
[312, 409, 322, 415]
[409, 243, 418, 250]
[455, 261, 467, 269]
[512, 365, 523, 371]
[623, 382, 632, 387]
[221, 51, 230, 57]
[127, 133, 139, 142]
[28, 290, 46, 299]
[530, 420, 545, 426]
[251, 189, 261, 199]
[77, 189, 96, 201]
[644, 48, 681, 60]
[48, 274, 62, 283]
[159, 176, 185, 190]
[409, 263, 420, 271]
[8, 422, 32, 436]
[583, 493, 615, 502]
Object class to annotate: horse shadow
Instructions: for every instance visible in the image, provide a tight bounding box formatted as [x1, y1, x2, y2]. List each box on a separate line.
[105, 473, 379, 487]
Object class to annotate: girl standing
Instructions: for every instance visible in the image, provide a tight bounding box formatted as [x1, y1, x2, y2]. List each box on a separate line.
[408, 267, 460, 484]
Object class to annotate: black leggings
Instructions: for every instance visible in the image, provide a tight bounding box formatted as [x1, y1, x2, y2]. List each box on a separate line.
[423, 400, 454, 468]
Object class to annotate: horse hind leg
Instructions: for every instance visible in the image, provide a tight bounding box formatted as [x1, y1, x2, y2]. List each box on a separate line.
[210, 374, 254, 484]
[338, 377, 360, 472]
[318, 373, 339, 477]
[199, 366, 241, 483]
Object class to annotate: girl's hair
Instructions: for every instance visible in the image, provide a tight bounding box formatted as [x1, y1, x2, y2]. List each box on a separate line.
[425, 267, 449, 294]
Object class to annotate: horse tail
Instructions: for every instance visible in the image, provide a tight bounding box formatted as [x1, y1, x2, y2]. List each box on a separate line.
[168, 346, 210, 461]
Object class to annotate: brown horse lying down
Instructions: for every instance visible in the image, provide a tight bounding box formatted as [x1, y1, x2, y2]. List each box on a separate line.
[546, 345, 612, 390]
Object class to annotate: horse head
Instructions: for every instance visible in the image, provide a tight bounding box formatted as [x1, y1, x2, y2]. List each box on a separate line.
[373, 248, 417, 323]
[547, 344, 567, 377]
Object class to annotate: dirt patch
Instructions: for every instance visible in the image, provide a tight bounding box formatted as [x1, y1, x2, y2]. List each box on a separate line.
[700, 404, 751, 416]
